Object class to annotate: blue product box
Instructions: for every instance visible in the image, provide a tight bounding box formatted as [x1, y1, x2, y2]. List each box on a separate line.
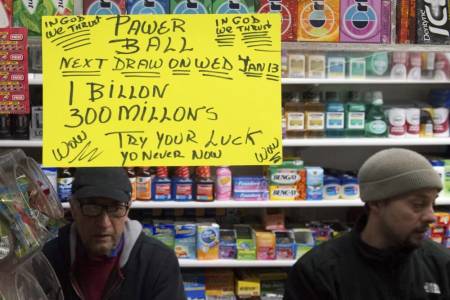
[306, 167, 323, 200]
[183, 272, 206, 300]
[175, 222, 197, 259]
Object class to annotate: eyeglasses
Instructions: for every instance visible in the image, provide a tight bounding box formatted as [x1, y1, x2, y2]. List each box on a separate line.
[78, 202, 129, 218]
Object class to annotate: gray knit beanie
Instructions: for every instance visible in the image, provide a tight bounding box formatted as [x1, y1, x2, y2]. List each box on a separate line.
[358, 148, 442, 202]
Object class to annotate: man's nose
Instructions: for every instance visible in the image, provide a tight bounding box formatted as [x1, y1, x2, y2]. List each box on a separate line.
[422, 205, 437, 224]
[95, 210, 113, 227]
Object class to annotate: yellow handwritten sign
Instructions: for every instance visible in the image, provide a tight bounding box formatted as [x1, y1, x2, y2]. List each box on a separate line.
[42, 14, 281, 167]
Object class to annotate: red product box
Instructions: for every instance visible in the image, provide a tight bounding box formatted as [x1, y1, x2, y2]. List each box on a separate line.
[256, 0, 298, 41]
[396, 0, 410, 43]
[0, 28, 28, 114]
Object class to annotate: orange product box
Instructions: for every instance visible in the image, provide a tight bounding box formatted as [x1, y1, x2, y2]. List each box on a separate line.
[297, 0, 340, 42]
[256, 231, 276, 260]
[205, 269, 235, 297]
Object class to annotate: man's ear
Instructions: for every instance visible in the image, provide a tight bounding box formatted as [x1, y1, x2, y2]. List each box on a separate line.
[367, 200, 384, 215]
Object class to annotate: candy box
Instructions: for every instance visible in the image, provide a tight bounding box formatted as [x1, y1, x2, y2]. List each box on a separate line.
[274, 230, 296, 260]
[170, 0, 211, 13]
[127, 0, 169, 14]
[219, 229, 237, 259]
[256, 0, 298, 41]
[256, 231, 276, 260]
[340, 0, 381, 43]
[234, 224, 256, 260]
[297, 0, 340, 42]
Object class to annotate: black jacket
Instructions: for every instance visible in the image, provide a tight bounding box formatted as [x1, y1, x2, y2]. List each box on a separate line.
[284, 216, 450, 300]
[43, 221, 186, 300]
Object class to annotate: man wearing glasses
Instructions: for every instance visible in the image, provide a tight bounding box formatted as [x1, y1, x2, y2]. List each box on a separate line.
[43, 167, 186, 300]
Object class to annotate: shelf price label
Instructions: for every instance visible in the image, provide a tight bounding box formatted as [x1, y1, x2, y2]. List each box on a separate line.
[41, 14, 282, 167]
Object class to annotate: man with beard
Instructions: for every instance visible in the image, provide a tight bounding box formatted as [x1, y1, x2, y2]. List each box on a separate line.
[284, 148, 450, 300]
[43, 167, 186, 300]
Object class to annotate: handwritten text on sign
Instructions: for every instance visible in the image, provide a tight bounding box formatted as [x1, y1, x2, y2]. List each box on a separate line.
[42, 14, 281, 167]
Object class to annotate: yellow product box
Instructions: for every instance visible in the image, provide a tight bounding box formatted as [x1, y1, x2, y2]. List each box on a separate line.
[297, 0, 340, 42]
[270, 185, 299, 200]
[256, 231, 276, 260]
[235, 271, 260, 298]
[197, 223, 220, 260]
[205, 269, 235, 297]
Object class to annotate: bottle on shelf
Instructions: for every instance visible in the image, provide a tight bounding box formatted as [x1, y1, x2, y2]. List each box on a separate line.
[172, 167, 193, 201]
[136, 167, 152, 201]
[388, 107, 407, 138]
[365, 91, 388, 137]
[57, 167, 75, 202]
[420, 108, 434, 137]
[152, 167, 172, 201]
[194, 166, 214, 202]
[126, 167, 137, 201]
[325, 91, 345, 137]
[285, 92, 305, 138]
[216, 166, 232, 200]
[345, 91, 366, 137]
[304, 91, 325, 138]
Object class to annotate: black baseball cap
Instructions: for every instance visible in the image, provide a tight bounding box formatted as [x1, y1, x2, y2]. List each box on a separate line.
[71, 167, 131, 203]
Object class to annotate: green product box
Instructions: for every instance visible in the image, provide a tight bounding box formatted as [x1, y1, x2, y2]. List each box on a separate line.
[170, 0, 212, 13]
[212, 0, 254, 14]
[235, 225, 256, 260]
[13, 0, 74, 36]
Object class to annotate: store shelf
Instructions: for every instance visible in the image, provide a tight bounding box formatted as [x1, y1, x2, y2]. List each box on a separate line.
[0, 139, 42, 147]
[282, 78, 450, 85]
[60, 197, 450, 209]
[282, 42, 450, 53]
[178, 259, 295, 268]
[283, 137, 450, 147]
[29, 73, 42, 85]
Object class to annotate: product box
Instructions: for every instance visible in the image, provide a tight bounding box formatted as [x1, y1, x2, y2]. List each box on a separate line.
[381, 0, 391, 43]
[256, 0, 298, 41]
[205, 269, 235, 297]
[0, 0, 12, 28]
[127, 0, 169, 14]
[235, 271, 260, 298]
[197, 223, 220, 260]
[340, 0, 381, 43]
[183, 272, 206, 300]
[269, 160, 306, 200]
[327, 56, 346, 79]
[297, 0, 340, 42]
[270, 185, 298, 200]
[235, 224, 256, 260]
[41, 167, 57, 192]
[212, 0, 254, 13]
[83, 0, 125, 14]
[307, 55, 326, 78]
[306, 167, 324, 200]
[152, 221, 175, 249]
[274, 230, 296, 260]
[348, 57, 366, 79]
[260, 270, 288, 299]
[417, 0, 450, 44]
[256, 231, 276, 260]
[175, 222, 196, 259]
[14, 0, 73, 36]
[293, 228, 314, 258]
[396, 0, 410, 43]
[233, 176, 268, 201]
[219, 229, 237, 259]
[288, 53, 305, 78]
